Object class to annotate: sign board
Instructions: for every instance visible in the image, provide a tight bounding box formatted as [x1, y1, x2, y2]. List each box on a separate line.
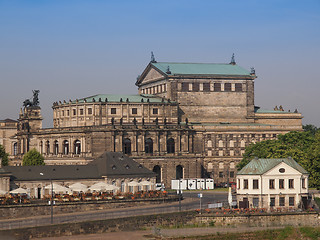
[198, 193, 203, 198]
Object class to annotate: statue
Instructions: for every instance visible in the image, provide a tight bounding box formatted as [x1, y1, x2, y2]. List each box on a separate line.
[23, 90, 40, 108]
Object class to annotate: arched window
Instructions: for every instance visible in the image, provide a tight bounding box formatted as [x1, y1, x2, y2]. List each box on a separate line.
[13, 142, 18, 156]
[218, 140, 223, 148]
[123, 138, 131, 155]
[176, 165, 183, 179]
[153, 165, 161, 183]
[63, 140, 69, 155]
[46, 141, 50, 154]
[74, 140, 81, 154]
[229, 140, 234, 148]
[54, 140, 59, 155]
[167, 138, 175, 153]
[145, 138, 153, 154]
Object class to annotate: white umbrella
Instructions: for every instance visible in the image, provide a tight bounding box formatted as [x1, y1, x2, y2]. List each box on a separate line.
[89, 182, 116, 192]
[139, 181, 152, 185]
[45, 183, 70, 194]
[69, 183, 88, 192]
[0, 189, 7, 195]
[10, 187, 28, 194]
[228, 187, 233, 208]
[128, 181, 140, 187]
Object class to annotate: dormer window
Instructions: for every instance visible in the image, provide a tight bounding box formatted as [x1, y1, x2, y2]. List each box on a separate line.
[112, 165, 116, 170]
[125, 165, 130, 169]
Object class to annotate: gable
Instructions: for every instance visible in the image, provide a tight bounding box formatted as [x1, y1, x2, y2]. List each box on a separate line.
[137, 65, 166, 86]
[264, 162, 303, 176]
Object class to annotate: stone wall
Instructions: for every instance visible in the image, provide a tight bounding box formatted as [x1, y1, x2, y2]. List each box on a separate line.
[0, 211, 319, 240]
[0, 211, 196, 240]
[0, 197, 178, 220]
[197, 212, 320, 227]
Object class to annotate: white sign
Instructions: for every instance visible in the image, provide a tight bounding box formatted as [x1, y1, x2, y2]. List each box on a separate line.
[198, 193, 203, 198]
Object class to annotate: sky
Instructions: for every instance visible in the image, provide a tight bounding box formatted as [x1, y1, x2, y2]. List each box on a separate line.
[0, 0, 319, 128]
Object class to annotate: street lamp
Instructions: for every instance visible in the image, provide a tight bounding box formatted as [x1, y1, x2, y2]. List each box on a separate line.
[40, 172, 53, 224]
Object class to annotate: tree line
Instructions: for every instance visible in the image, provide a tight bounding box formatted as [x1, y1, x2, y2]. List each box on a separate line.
[238, 124, 320, 188]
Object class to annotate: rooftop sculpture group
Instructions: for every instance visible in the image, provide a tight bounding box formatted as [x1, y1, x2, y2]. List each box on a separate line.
[23, 90, 40, 108]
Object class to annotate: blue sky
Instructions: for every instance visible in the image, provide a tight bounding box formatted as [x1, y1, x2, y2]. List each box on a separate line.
[0, 0, 319, 127]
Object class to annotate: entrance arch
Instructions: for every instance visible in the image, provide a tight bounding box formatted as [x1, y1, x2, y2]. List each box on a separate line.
[176, 165, 184, 179]
[153, 165, 161, 183]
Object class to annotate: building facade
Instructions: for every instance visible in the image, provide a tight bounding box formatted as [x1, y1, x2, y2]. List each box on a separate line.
[236, 157, 309, 209]
[10, 56, 303, 188]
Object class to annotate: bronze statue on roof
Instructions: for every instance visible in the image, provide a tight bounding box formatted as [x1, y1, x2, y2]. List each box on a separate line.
[23, 90, 40, 108]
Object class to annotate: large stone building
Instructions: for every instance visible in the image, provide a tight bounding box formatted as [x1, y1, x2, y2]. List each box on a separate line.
[8, 56, 303, 188]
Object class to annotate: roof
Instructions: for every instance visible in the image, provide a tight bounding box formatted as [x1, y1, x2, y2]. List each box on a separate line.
[237, 157, 309, 175]
[151, 62, 252, 76]
[90, 152, 156, 178]
[2, 152, 155, 181]
[3, 165, 99, 181]
[67, 94, 174, 104]
[0, 118, 17, 123]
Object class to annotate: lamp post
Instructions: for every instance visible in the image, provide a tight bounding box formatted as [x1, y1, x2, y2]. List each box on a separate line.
[40, 172, 53, 224]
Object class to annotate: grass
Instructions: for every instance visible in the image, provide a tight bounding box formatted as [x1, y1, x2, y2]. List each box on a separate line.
[157, 226, 320, 240]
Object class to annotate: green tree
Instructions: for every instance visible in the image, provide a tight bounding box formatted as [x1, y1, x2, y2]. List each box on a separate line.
[237, 131, 320, 188]
[303, 124, 318, 136]
[22, 148, 45, 166]
[0, 144, 9, 166]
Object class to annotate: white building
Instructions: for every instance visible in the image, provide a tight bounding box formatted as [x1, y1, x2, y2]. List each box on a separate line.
[236, 157, 309, 209]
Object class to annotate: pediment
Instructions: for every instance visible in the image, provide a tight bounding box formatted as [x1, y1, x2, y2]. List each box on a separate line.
[136, 64, 166, 86]
[264, 162, 302, 176]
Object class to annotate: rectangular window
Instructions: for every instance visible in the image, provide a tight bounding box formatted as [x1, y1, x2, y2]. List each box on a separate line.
[111, 108, 116, 114]
[62, 110, 64, 116]
[279, 197, 285, 206]
[224, 83, 231, 92]
[79, 109, 84, 115]
[302, 178, 306, 189]
[253, 179, 259, 189]
[269, 179, 275, 189]
[132, 108, 137, 114]
[237, 179, 240, 189]
[289, 179, 294, 189]
[73, 109, 76, 115]
[88, 108, 92, 115]
[152, 108, 158, 115]
[67, 110, 70, 116]
[243, 179, 248, 189]
[253, 198, 259, 207]
[230, 171, 234, 178]
[203, 83, 210, 92]
[279, 179, 284, 189]
[181, 82, 189, 92]
[192, 83, 199, 92]
[214, 83, 221, 92]
[219, 172, 223, 178]
[235, 83, 242, 92]
[270, 197, 275, 207]
[262, 134, 266, 138]
[289, 197, 295, 206]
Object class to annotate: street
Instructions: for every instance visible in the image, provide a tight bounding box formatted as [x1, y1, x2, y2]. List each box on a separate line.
[0, 190, 228, 230]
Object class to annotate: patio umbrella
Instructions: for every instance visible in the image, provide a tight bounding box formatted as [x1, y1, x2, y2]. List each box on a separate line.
[139, 181, 152, 186]
[128, 181, 140, 187]
[45, 183, 70, 194]
[89, 182, 116, 192]
[0, 189, 7, 195]
[10, 188, 28, 194]
[69, 183, 88, 192]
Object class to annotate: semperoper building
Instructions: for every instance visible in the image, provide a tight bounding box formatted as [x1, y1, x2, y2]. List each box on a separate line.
[7, 55, 303, 188]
